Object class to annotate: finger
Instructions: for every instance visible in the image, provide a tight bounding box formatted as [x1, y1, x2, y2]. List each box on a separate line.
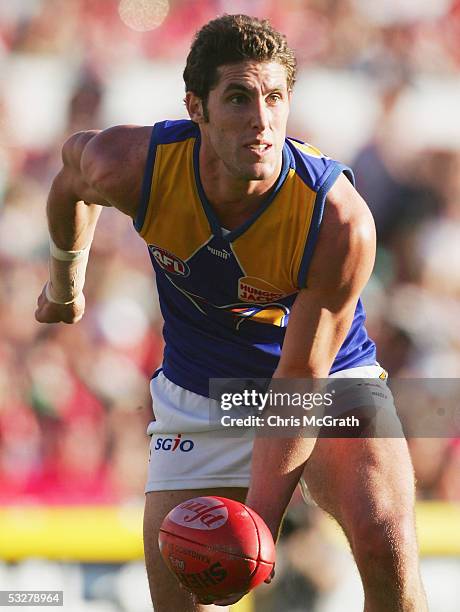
[62, 311, 80, 324]
[35, 303, 62, 324]
[212, 592, 248, 606]
[34, 306, 52, 323]
[63, 307, 85, 324]
[35, 311, 58, 324]
[193, 592, 217, 606]
[195, 595, 216, 605]
[264, 568, 275, 583]
[36, 292, 46, 310]
[196, 594, 230, 606]
[71, 312, 84, 323]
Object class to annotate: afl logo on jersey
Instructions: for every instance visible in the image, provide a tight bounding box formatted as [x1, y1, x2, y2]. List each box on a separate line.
[149, 245, 190, 277]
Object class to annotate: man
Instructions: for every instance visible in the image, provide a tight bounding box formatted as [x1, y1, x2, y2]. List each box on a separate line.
[36, 14, 427, 612]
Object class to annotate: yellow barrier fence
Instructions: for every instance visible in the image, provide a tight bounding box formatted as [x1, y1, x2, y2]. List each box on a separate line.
[1, 502, 459, 612]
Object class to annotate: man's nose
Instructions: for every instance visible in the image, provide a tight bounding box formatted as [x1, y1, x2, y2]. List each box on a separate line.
[250, 98, 269, 131]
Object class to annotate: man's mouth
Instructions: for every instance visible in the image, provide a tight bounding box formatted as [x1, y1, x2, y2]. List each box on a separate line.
[245, 143, 272, 154]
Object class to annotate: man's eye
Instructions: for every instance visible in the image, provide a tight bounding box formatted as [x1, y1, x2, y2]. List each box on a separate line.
[230, 95, 246, 104]
[267, 94, 282, 104]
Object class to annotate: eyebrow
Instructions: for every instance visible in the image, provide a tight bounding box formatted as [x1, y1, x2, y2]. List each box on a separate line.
[222, 82, 285, 94]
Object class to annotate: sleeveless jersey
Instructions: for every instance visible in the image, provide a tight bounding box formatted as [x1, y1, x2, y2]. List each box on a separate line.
[134, 120, 376, 396]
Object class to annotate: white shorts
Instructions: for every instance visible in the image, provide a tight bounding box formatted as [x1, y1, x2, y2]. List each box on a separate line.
[145, 365, 396, 493]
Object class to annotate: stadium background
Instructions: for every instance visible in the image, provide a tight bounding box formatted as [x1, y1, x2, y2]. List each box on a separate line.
[0, 0, 459, 610]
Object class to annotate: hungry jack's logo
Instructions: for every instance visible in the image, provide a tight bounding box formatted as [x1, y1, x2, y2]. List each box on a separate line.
[238, 276, 284, 303]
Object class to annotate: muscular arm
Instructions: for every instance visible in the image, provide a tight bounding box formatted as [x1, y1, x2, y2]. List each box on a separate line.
[246, 173, 376, 536]
[35, 125, 151, 323]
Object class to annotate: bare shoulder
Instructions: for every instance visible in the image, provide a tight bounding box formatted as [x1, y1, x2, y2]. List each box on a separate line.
[63, 125, 153, 218]
[323, 172, 375, 239]
[62, 130, 101, 169]
[306, 173, 376, 301]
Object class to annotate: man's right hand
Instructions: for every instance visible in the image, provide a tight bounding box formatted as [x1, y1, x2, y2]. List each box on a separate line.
[35, 284, 85, 324]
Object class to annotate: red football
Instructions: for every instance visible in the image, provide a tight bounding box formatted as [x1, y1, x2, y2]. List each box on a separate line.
[158, 496, 275, 602]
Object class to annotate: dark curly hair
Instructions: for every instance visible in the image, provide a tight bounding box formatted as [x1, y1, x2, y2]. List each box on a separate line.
[184, 14, 296, 108]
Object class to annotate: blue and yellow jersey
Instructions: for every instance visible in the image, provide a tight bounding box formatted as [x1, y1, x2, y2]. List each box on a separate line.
[134, 120, 376, 396]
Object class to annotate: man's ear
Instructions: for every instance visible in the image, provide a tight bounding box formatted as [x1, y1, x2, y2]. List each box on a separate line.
[185, 92, 206, 124]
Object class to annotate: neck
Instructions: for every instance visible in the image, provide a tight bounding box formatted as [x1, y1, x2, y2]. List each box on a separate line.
[199, 147, 283, 229]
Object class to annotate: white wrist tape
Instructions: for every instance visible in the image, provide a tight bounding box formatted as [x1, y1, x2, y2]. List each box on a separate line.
[48, 237, 91, 304]
[49, 238, 91, 261]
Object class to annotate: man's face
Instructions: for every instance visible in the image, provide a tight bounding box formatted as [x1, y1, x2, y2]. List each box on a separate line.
[188, 60, 291, 182]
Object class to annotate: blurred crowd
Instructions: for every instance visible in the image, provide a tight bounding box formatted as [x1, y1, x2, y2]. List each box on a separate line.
[1, 0, 459, 508]
[1, 1, 459, 610]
